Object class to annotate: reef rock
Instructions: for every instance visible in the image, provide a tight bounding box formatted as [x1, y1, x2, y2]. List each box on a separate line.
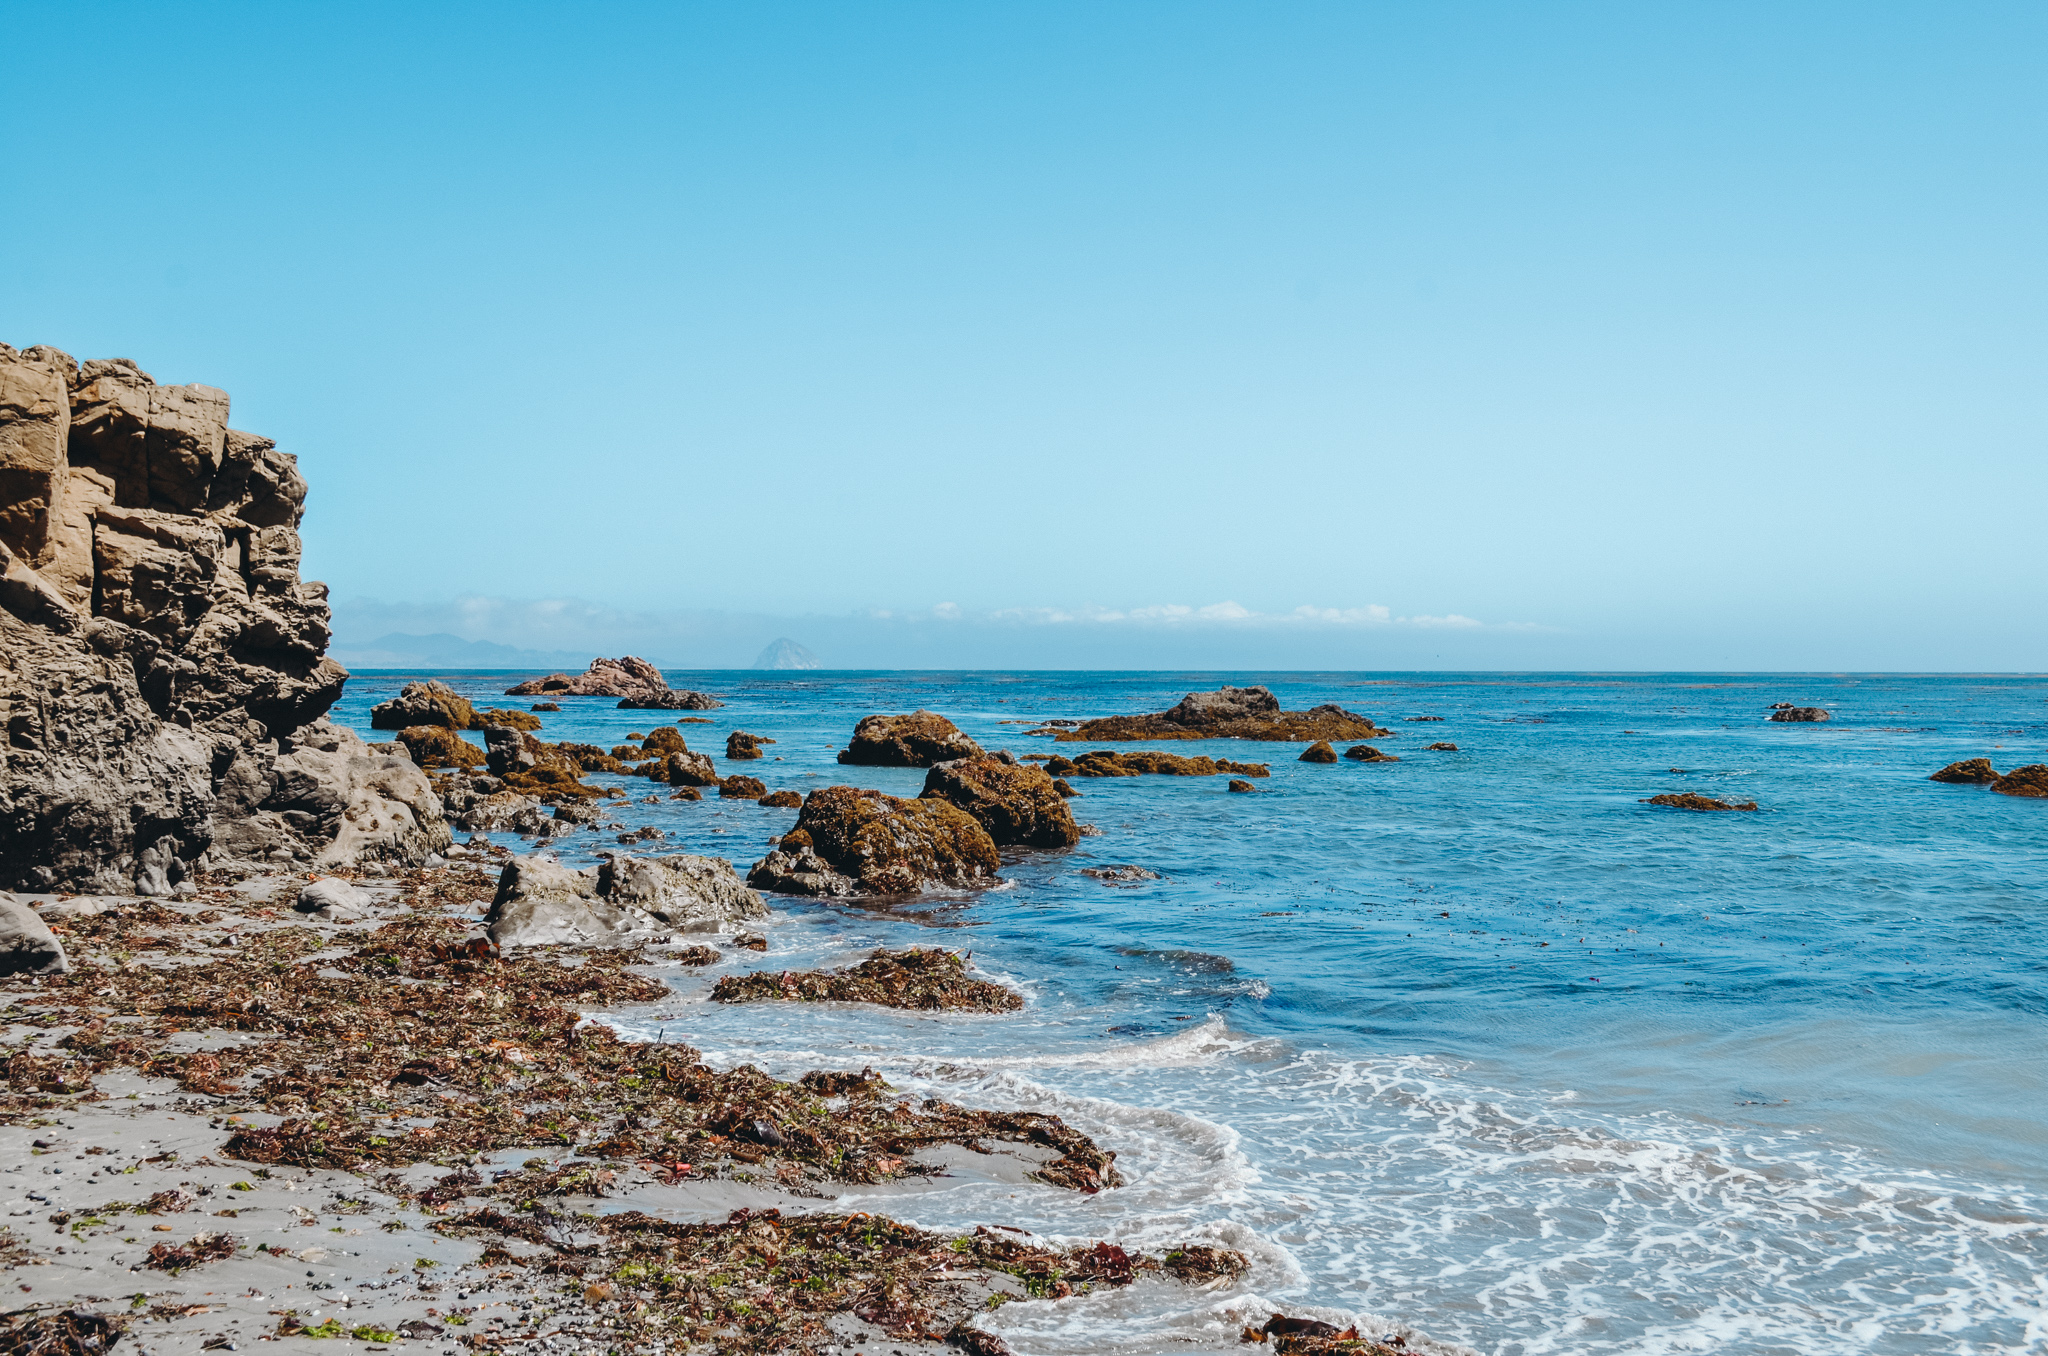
[747, 785, 1001, 897]
[838, 710, 984, 767]
[1991, 764, 2048, 799]
[1930, 758, 1999, 785]
[1767, 706, 1831, 723]
[486, 851, 764, 948]
[1058, 685, 1387, 743]
[618, 689, 721, 711]
[1298, 741, 1338, 764]
[658, 750, 719, 787]
[920, 752, 1081, 849]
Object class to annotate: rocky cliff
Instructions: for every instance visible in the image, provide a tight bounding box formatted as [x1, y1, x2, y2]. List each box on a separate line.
[0, 343, 447, 893]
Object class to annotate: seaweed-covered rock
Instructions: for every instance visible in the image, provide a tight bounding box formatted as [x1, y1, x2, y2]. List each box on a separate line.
[1057, 686, 1388, 743]
[395, 724, 484, 770]
[641, 727, 688, 756]
[838, 710, 984, 767]
[1930, 758, 1999, 785]
[658, 750, 719, 787]
[1226, 778, 1256, 793]
[1992, 764, 2048, 799]
[920, 753, 1080, 848]
[0, 892, 69, 975]
[1342, 743, 1398, 762]
[1643, 793, 1759, 812]
[487, 851, 765, 947]
[1425, 741, 1460, 751]
[1044, 750, 1269, 778]
[719, 775, 767, 799]
[726, 730, 771, 760]
[747, 785, 1001, 897]
[481, 728, 603, 799]
[711, 947, 1022, 1012]
[1298, 740, 1337, 764]
[1767, 706, 1830, 723]
[371, 679, 475, 730]
[618, 689, 721, 711]
[759, 789, 801, 808]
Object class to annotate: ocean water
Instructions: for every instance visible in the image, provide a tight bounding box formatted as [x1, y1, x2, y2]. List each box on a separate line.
[329, 672, 2048, 1355]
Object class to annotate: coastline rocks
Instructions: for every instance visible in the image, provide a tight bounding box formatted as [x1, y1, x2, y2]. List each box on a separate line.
[759, 789, 801, 808]
[726, 730, 771, 760]
[294, 875, 367, 921]
[837, 710, 983, 767]
[1643, 793, 1759, 812]
[658, 750, 719, 787]
[0, 344, 433, 891]
[747, 785, 1001, 897]
[1057, 685, 1388, 743]
[1299, 741, 1337, 764]
[1992, 764, 2048, 799]
[394, 724, 484, 770]
[1043, 750, 1269, 779]
[719, 775, 767, 799]
[210, 719, 451, 872]
[0, 893, 69, 975]
[1930, 758, 1999, 785]
[486, 851, 764, 947]
[482, 728, 601, 798]
[920, 753, 1081, 849]
[1343, 743, 1398, 762]
[1767, 706, 1831, 723]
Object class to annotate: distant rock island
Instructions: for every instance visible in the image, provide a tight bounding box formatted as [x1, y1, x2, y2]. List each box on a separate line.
[753, 636, 819, 670]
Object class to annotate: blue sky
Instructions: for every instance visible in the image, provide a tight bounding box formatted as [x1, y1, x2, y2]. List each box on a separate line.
[10, 2, 2045, 669]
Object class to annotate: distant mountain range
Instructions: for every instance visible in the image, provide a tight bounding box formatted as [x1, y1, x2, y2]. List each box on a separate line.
[330, 632, 597, 670]
[752, 637, 820, 669]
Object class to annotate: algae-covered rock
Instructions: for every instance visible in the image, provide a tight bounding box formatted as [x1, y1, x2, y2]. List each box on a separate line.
[726, 730, 772, 760]
[371, 679, 474, 730]
[1342, 743, 1398, 762]
[395, 723, 484, 770]
[1643, 793, 1759, 812]
[1992, 764, 2048, 799]
[1057, 685, 1388, 743]
[1930, 758, 1998, 785]
[747, 785, 1001, 897]
[1043, 750, 1269, 778]
[719, 775, 767, 799]
[1298, 740, 1337, 764]
[1227, 778, 1256, 793]
[641, 727, 688, 757]
[837, 710, 983, 767]
[920, 753, 1080, 848]
[711, 947, 1022, 1012]
[659, 750, 719, 787]
[759, 789, 801, 808]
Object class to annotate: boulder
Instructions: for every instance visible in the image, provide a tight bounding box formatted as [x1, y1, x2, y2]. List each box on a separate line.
[920, 753, 1080, 848]
[370, 679, 474, 730]
[1342, 744, 1398, 762]
[838, 710, 983, 767]
[472, 707, 541, 731]
[746, 785, 1001, 896]
[0, 344, 442, 891]
[758, 789, 801, 808]
[1425, 742, 1459, 751]
[485, 851, 764, 947]
[641, 727, 688, 756]
[1052, 778, 1077, 798]
[480, 728, 599, 798]
[1991, 764, 2048, 799]
[719, 775, 767, 799]
[531, 701, 560, 712]
[0, 893, 69, 975]
[294, 876, 367, 921]
[1930, 758, 1998, 785]
[1226, 779, 1256, 793]
[660, 750, 719, 787]
[1767, 707, 1830, 723]
[726, 730, 771, 760]
[1298, 741, 1337, 764]
[1058, 686, 1388, 743]
[395, 724, 484, 770]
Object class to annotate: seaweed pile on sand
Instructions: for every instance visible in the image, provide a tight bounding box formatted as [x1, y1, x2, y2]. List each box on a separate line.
[712, 948, 1024, 1013]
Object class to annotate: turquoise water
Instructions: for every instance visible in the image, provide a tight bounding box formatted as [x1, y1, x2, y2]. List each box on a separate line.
[331, 672, 2048, 1354]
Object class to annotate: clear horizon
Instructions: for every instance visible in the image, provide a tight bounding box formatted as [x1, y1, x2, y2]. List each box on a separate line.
[13, 2, 2046, 671]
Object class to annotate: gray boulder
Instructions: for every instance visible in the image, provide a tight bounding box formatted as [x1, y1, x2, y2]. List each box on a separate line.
[1161, 684, 1281, 726]
[485, 851, 765, 948]
[294, 876, 367, 920]
[0, 894, 69, 975]
[598, 854, 767, 931]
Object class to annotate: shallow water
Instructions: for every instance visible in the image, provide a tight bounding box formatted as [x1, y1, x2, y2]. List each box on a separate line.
[331, 671, 2048, 1354]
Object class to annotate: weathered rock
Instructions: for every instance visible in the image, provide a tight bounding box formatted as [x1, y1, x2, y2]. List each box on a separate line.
[370, 679, 473, 730]
[659, 750, 719, 787]
[1643, 793, 1759, 812]
[747, 785, 1001, 897]
[726, 730, 771, 760]
[1425, 742, 1460, 751]
[473, 707, 541, 731]
[1342, 743, 1398, 762]
[480, 728, 601, 799]
[618, 689, 721, 711]
[531, 701, 560, 712]
[1057, 686, 1388, 743]
[1930, 758, 1998, 785]
[294, 876, 367, 921]
[758, 789, 801, 808]
[505, 656, 668, 700]
[1991, 764, 2048, 799]
[837, 711, 983, 767]
[0, 345, 439, 891]
[436, 776, 544, 833]
[1298, 741, 1337, 764]
[719, 775, 767, 799]
[0, 893, 69, 975]
[711, 947, 1021, 1012]
[1042, 750, 1269, 778]
[1767, 706, 1830, 723]
[641, 727, 688, 756]
[485, 851, 763, 947]
[1052, 777, 1077, 798]
[395, 724, 484, 770]
[921, 753, 1081, 848]
[1226, 778, 1256, 793]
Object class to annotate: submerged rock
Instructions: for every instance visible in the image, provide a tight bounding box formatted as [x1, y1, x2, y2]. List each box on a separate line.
[1930, 758, 1999, 785]
[747, 785, 1001, 897]
[1057, 685, 1388, 743]
[920, 753, 1080, 848]
[1992, 764, 2048, 799]
[711, 947, 1023, 1012]
[1767, 706, 1831, 723]
[1643, 793, 1759, 812]
[837, 710, 984, 767]
[1342, 743, 1398, 762]
[1298, 740, 1338, 763]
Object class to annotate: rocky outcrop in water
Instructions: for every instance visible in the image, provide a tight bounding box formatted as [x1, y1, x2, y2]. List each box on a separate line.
[921, 752, 1081, 848]
[1992, 764, 2048, 799]
[1298, 741, 1337, 763]
[747, 785, 1001, 897]
[1041, 750, 1269, 779]
[1058, 685, 1387, 743]
[370, 679, 537, 732]
[837, 710, 984, 767]
[1343, 743, 1398, 762]
[1767, 705, 1830, 723]
[1643, 793, 1759, 812]
[0, 343, 449, 891]
[726, 730, 769, 760]
[1929, 758, 1998, 785]
[503, 656, 720, 709]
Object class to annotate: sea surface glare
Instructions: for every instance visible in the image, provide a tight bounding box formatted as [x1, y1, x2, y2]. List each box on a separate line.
[334, 671, 2048, 1355]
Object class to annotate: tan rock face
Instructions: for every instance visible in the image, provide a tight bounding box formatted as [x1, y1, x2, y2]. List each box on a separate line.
[0, 342, 440, 892]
